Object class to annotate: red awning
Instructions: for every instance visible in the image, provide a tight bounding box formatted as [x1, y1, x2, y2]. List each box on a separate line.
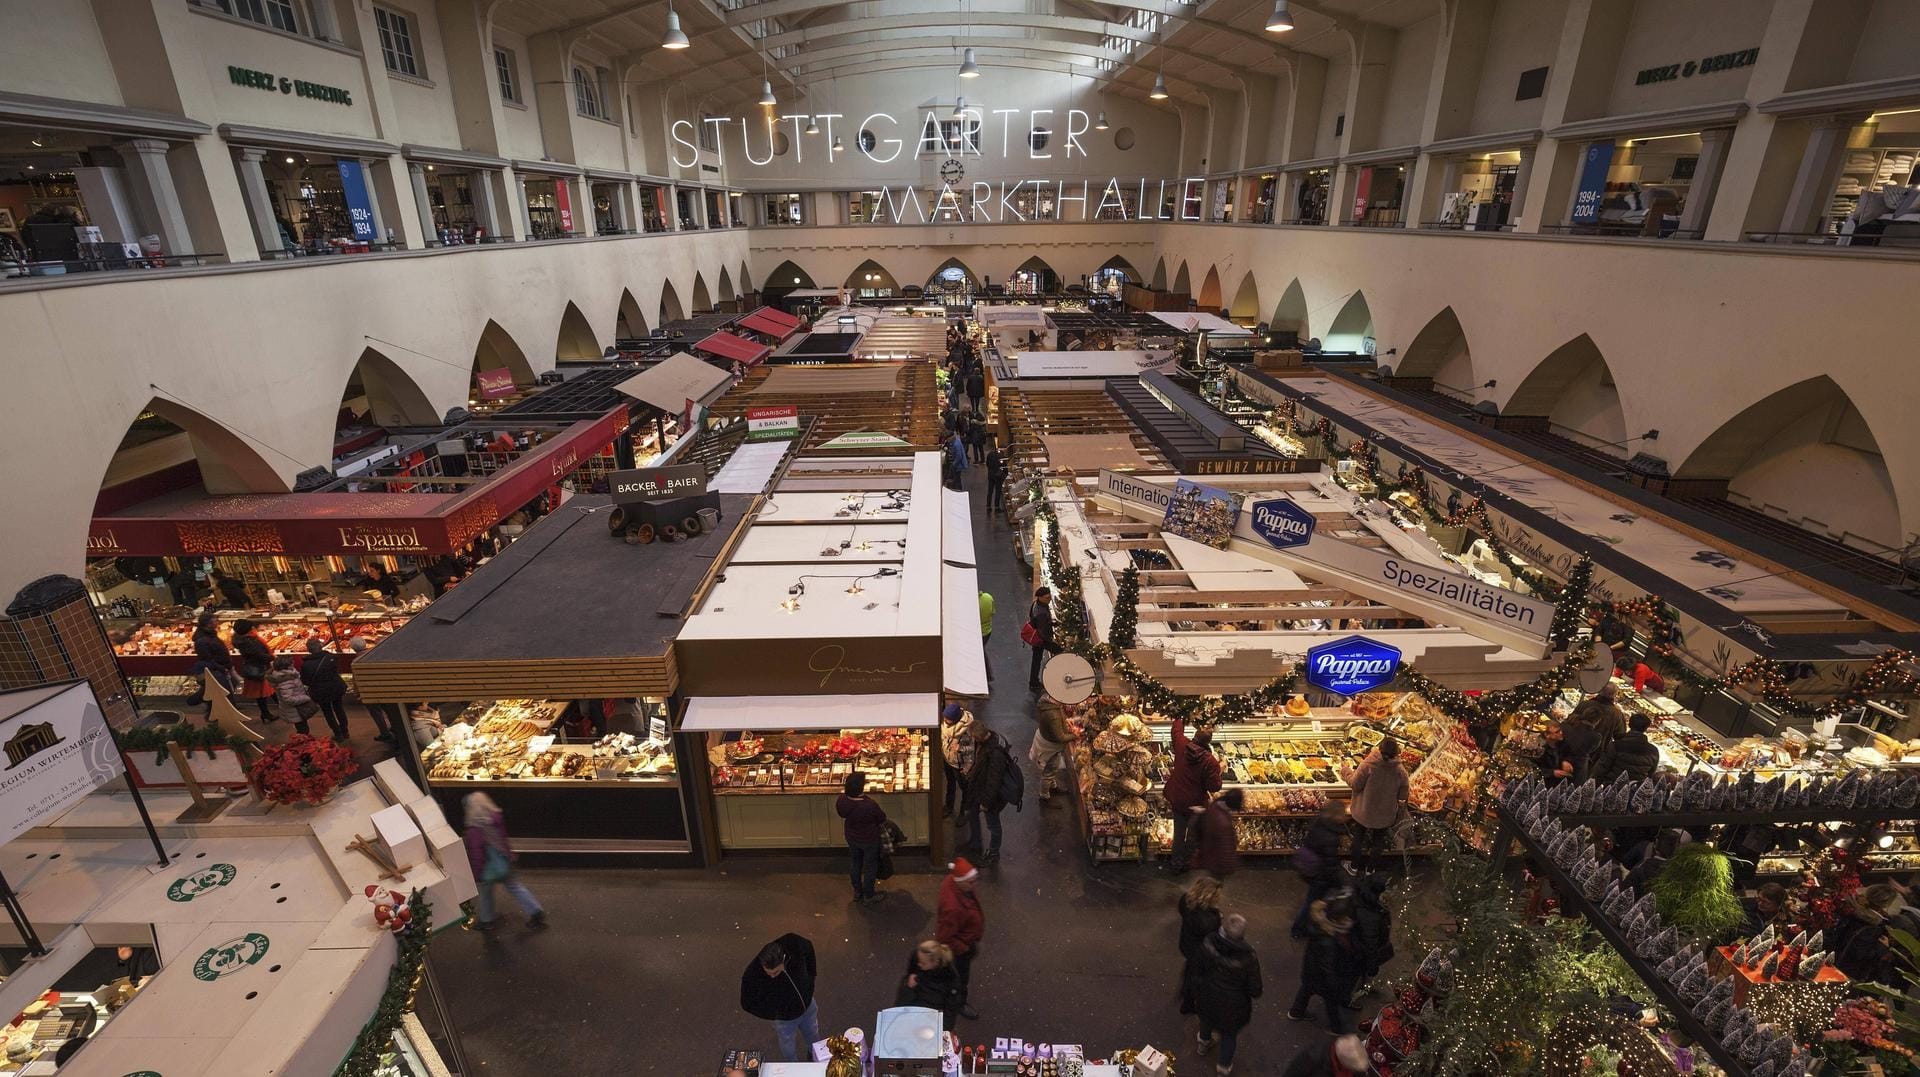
[738, 307, 803, 341]
[695, 331, 772, 367]
[88, 408, 631, 558]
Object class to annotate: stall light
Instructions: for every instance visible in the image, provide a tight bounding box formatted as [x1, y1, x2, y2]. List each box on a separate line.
[426, 164, 435, 171]
[780, 596, 801, 612]
[1880, 832, 1897, 849]
[1265, 0, 1294, 32]
[1870, 108, 1920, 120]
[29, 134, 44, 148]
[846, 581, 864, 594]
[285, 156, 296, 164]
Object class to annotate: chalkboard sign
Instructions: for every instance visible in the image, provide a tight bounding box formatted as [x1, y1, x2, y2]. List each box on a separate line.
[609, 464, 707, 504]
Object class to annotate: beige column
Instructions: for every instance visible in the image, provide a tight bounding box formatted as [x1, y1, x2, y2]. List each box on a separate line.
[230, 146, 283, 256]
[118, 138, 195, 255]
[1775, 114, 1861, 238]
[1676, 127, 1736, 238]
[1509, 144, 1538, 230]
[408, 164, 437, 242]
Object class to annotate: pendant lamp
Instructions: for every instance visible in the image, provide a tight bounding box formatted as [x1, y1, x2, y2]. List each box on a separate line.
[1150, 70, 1169, 100]
[661, 4, 690, 48]
[1094, 111, 1109, 130]
[804, 115, 820, 135]
[958, 47, 980, 78]
[1265, 0, 1294, 31]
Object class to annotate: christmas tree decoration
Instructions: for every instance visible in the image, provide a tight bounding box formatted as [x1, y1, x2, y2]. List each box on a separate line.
[1678, 964, 1711, 1002]
[1739, 1027, 1777, 1066]
[1893, 774, 1919, 810]
[1762, 774, 1785, 810]
[1752, 1059, 1778, 1077]
[1798, 952, 1827, 980]
[1710, 776, 1734, 810]
[1787, 929, 1808, 951]
[1645, 925, 1678, 961]
[1754, 924, 1778, 951]
[1704, 996, 1732, 1035]
[1651, 844, 1745, 940]
[1735, 769, 1755, 811]
[1804, 930, 1823, 953]
[1631, 777, 1656, 813]
[1759, 948, 1782, 980]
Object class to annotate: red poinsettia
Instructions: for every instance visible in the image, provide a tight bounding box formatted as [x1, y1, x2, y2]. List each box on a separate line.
[249, 734, 358, 805]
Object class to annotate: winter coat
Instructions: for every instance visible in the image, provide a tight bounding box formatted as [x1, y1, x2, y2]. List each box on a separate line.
[1192, 801, 1240, 876]
[1833, 911, 1899, 986]
[214, 576, 251, 608]
[1570, 696, 1626, 747]
[1594, 730, 1661, 784]
[1034, 702, 1074, 746]
[1543, 722, 1601, 785]
[265, 667, 311, 714]
[962, 732, 1012, 812]
[1177, 896, 1222, 1015]
[1352, 879, 1395, 979]
[1298, 901, 1364, 1001]
[1027, 598, 1054, 647]
[233, 633, 273, 681]
[1347, 753, 1408, 830]
[900, 953, 962, 1022]
[836, 794, 887, 845]
[300, 650, 349, 703]
[965, 373, 985, 400]
[463, 810, 512, 875]
[1163, 718, 1223, 811]
[936, 878, 984, 956]
[740, 933, 817, 1021]
[191, 626, 232, 673]
[1299, 817, 1345, 881]
[941, 713, 977, 775]
[1191, 932, 1263, 1033]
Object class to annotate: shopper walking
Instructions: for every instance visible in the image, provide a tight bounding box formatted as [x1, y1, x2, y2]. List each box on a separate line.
[945, 426, 969, 491]
[961, 721, 1015, 863]
[266, 656, 317, 733]
[1192, 788, 1244, 878]
[1292, 801, 1350, 937]
[978, 589, 994, 682]
[740, 933, 819, 1061]
[967, 412, 988, 465]
[897, 940, 963, 1029]
[1288, 895, 1362, 1033]
[836, 773, 887, 904]
[1192, 913, 1262, 1076]
[1177, 877, 1223, 1017]
[300, 639, 351, 739]
[186, 613, 235, 714]
[937, 858, 985, 1020]
[1350, 874, 1394, 1001]
[1024, 585, 1057, 690]
[939, 703, 977, 820]
[208, 569, 251, 609]
[462, 791, 547, 932]
[965, 369, 986, 415]
[1280, 1035, 1370, 1077]
[1165, 717, 1223, 872]
[231, 620, 277, 723]
[1028, 700, 1077, 801]
[1347, 738, 1409, 873]
[1541, 718, 1600, 786]
[985, 442, 1006, 514]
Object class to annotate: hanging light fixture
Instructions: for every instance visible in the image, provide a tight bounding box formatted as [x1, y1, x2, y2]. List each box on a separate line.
[958, 47, 980, 78]
[661, 2, 690, 48]
[759, 79, 776, 107]
[833, 135, 845, 153]
[805, 115, 820, 135]
[1265, 0, 1294, 32]
[1150, 69, 1169, 99]
[954, 95, 967, 119]
[1095, 111, 1109, 130]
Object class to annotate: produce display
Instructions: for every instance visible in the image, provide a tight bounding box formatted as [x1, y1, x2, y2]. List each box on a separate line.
[109, 607, 418, 672]
[707, 729, 928, 794]
[422, 700, 677, 784]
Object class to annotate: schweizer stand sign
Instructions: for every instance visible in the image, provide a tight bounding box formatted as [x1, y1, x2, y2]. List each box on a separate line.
[1306, 636, 1402, 696]
[1248, 498, 1315, 549]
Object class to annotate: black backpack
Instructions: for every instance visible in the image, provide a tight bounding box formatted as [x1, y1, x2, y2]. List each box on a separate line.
[996, 739, 1025, 812]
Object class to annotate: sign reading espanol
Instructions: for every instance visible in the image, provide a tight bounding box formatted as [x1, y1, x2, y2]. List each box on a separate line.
[1305, 635, 1402, 696]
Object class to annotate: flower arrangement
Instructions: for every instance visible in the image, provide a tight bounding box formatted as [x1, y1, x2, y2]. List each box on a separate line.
[1824, 999, 1916, 1077]
[248, 734, 357, 805]
[1579, 1043, 1622, 1077]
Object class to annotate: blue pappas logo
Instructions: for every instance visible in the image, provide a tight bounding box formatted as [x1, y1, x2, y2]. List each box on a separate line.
[1305, 636, 1402, 696]
[1248, 498, 1315, 549]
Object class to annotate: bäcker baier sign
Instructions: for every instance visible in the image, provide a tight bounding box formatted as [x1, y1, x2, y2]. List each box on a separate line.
[1305, 636, 1402, 696]
[1248, 498, 1315, 549]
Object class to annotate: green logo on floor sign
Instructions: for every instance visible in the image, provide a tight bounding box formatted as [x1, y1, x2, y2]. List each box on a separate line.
[192, 932, 269, 981]
[166, 863, 237, 902]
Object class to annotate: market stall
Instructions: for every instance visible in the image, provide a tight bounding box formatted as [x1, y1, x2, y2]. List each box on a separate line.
[1107, 371, 1317, 475]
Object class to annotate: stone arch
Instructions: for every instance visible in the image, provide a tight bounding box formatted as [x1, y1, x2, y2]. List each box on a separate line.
[1172, 260, 1192, 296]
[1011, 255, 1059, 294]
[1678, 376, 1900, 546]
[1227, 272, 1260, 322]
[1149, 256, 1168, 290]
[739, 260, 753, 293]
[616, 288, 649, 339]
[1394, 307, 1473, 391]
[766, 260, 815, 289]
[1196, 266, 1223, 310]
[1325, 290, 1373, 353]
[718, 266, 736, 303]
[1502, 334, 1626, 447]
[345, 347, 439, 427]
[692, 272, 713, 313]
[927, 257, 980, 290]
[660, 280, 686, 323]
[100, 396, 288, 500]
[474, 319, 535, 386]
[1098, 255, 1142, 281]
[845, 258, 899, 294]
[556, 301, 601, 361]
[1270, 278, 1309, 340]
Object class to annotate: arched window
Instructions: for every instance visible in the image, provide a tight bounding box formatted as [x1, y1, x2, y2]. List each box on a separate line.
[573, 66, 606, 120]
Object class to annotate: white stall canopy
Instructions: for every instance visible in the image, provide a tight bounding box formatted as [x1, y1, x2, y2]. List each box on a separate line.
[682, 694, 940, 731]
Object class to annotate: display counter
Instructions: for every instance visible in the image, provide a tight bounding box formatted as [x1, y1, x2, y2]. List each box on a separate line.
[107, 603, 423, 675]
[0, 955, 152, 1074]
[698, 726, 933, 851]
[418, 698, 692, 853]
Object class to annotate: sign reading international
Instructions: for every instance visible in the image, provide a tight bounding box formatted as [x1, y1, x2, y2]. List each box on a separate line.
[608, 464, 707, 504]
[1305, 636, 1402, 696]
[1248, 497, 1315, 549]
[0, 683, 125, 847]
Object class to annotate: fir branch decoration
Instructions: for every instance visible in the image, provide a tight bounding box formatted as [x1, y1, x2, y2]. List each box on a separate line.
[1649, 843, 1745, 941]
[118, 723, 249, 765]
[1108, 565, 1140, 650]
[337, 890, 433, 1077]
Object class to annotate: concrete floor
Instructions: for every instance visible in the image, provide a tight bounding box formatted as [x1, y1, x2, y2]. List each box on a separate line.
[427, 465, 1429, 1076]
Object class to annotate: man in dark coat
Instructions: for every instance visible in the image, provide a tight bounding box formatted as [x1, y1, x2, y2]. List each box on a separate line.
[965, 369, 986, 414]
[984, 442, 1007, 513]
[186, 613, 234, 711]
[1288, 896, 1362, 1033]
[740, 933, 819, 1061]
[1164, 717, 1223, 872]
[208, 570, 251, 609]
[1192, 788, 1244, 878]
[1192, 913, 1262, 1076]
[1593, 712, 1660, 784]
[1569, 682, 1626, 748]
[301, 639, 351, 739]
[1542, 718, 1600, 786]
[961, 723, 1013, 863]
[1350, 874, 1394, 999]
[1026, 586, 1057, 690]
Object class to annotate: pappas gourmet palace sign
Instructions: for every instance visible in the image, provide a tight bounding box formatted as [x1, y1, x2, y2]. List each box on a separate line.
[1304, 635, 1402, 697]
[668, 108, 1212, 223]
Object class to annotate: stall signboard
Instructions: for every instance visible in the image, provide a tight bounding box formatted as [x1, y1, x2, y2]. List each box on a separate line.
[1352, 166, 1374, 222]
[676, 635, 943, 696]
[1305, 636, 1402, 696]
[1247, 497, 1315, 549]
[1161, 479, 1241, 549]
[336, 159, 378, 242]
[1098, 469, 1173, 514]
[553, 181, 574, 233]
[747, 404, 801, 441]
[475, 367, 517, 400]
[1571, 143, 1615, 223]
[609, 464, 706, 504]
[0, 683, 125, 846]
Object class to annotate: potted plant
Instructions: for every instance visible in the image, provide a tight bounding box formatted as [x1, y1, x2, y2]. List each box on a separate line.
[248, 734, 358, 806]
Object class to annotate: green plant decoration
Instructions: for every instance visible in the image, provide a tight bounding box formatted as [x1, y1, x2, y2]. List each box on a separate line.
[1108, 565, 1139, 650]
[336, 890, 433, 1077]
[1648, 843, 1744, 941]
[118, 723, 249, 765]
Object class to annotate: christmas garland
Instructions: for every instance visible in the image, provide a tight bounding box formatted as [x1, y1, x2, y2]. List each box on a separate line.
[118, 723, 250, 765]
[1108, 565, 1140, 650]
[337, 890, 433, 1077]
[1035, 500, 1090, 654]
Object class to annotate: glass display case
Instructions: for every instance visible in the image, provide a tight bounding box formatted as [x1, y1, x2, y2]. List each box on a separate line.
[107, 604, 422, 675]
[422, 699, 678, 786]
[691, 725, 938, 852]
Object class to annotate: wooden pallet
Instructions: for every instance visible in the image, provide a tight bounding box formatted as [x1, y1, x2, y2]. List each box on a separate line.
[708, 363, 943, 451]
[995, 387, 1167, 473]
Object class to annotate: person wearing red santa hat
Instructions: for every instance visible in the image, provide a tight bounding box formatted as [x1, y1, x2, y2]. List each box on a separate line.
[937, 857, 985, 1020]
